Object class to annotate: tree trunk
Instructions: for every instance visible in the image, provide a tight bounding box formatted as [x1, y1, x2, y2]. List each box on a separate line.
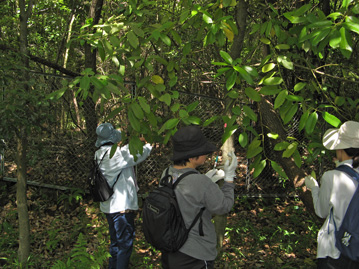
[258, 97, 315, 214]
[83, 0, 103, 153]
[214, 0, 249, 257]
[17, 0, 33, 266]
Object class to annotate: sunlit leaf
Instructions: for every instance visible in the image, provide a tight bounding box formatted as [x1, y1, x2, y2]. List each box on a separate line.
[322, 111, 341, 127]
[305, 111, 318, 134]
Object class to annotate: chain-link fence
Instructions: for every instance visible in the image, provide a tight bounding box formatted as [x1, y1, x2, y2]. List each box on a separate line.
[1, 80, 318, 198]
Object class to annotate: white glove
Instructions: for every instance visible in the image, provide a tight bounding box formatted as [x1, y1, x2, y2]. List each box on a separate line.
[205, 169, 225, 183]
[223, 151, 238, 182]
[305, 175, 319, 190]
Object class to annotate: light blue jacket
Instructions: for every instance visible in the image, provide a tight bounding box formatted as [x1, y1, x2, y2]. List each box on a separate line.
[95, 143, 152, 214]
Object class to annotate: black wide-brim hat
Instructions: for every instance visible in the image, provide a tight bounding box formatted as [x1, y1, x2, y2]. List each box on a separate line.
[171, 125, 217, 161]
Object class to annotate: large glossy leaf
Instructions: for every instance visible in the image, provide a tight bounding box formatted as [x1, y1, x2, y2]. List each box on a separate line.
[220, 50, 233, 65]
[298, 110, 309, 131]
[263, 77, 283, 85]
[305, 111, 318, 134]
[274, 90, 288, 109]
[283, 103, 298, 124]
[322, 111, 341, 127]
[262, 63, 276, 73]
[238, 132, 248, 148]
[226, 70, 237, 90]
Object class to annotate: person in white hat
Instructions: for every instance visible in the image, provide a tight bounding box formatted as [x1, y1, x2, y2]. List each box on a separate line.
[160, 125, 237, 269]
[95, 123, 152, 269]
[305, 121, 359, 268]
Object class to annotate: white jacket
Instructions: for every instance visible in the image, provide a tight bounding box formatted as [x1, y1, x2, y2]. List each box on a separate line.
[311, 159, 359, 259]
[94, 143, 152, 214]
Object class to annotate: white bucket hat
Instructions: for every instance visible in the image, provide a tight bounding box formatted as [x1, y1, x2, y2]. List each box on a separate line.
[95, 123, 122, 148]
[322, 121, 359, 150]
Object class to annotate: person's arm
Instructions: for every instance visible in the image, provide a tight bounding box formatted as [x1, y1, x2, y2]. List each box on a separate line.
[305, 172, 332, 218]
[118, 143, 152, 169]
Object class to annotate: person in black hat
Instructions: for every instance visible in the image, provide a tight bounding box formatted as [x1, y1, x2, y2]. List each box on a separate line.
[161, 125, 237, 269]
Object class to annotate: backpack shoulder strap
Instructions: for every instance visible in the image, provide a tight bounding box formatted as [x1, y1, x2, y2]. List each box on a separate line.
[173, 170, 199, 189]
[335, 165, 359, 182]
[97, 149, 109, 165]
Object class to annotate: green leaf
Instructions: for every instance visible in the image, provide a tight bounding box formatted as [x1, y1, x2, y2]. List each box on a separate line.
[293, 150, 302, 168]
[263, 77, 283, 85]
[259, 85, 281, 95]
[138, 97, 151, 114]
[305, 111, 318, 134]
[245, 87, 261, 102]
[243, 105, 257, 121]
[274, 90, 288, 109]
[226, 70, 237, 90]
[130, 102, 144, 120]
[343, 21, 359, 35]
[284, 103, 298, 124]
[234, 66, 254, 85]
[160, 34, 171, 46]
[275, 44, 290, 50]
[262, 63, 276, 73]
[220, 50, 233, 65]
[203, 13, 213, 24]
[127, 30, 139, 48]
[294, 82, 306, 92]
[298, 110, 310, 131]
[329, 29, 342, 49]
[186, 116, 201, 125]
[260, 37, 271, 45]
[227, 90, 240, 99]
[253, 160, 266, 178]
[271, 161, 287, 178]
[222, 125, 238, 144]
[339, 27, 352, 58]
[247, 142, 263, 158]
[80, 76, 90, 91]
[238, 132, 248, 147]
[159, 93, 171, 106]
[128, 110, 141, 132]
[274, 141, 290, 151]
[187, 101, 199, 112]
[232, 105, 242, 115]
[341, 0, 352, 9]
[322, 111, 341, 127]
[203, 116, 218, 127]
[282, 142, 298, 158]
[164, 118, 179, 130]
[267, 133, 279, 139]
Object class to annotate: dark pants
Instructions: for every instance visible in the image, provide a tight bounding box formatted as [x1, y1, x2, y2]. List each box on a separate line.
[318, 255, 359, 269]
[161, 251, 214, 269]
[106, 212, 135, 269]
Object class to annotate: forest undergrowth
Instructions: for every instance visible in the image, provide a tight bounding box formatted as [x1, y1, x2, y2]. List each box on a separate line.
[0, 180, 321, 269]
